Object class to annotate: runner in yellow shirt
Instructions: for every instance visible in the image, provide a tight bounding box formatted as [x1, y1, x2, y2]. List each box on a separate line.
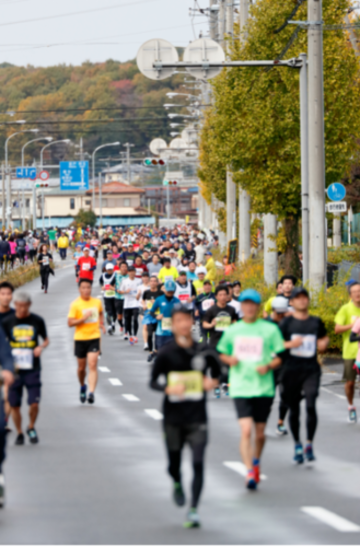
[68, 279, 105, 405]
[158, 257, 179, 284]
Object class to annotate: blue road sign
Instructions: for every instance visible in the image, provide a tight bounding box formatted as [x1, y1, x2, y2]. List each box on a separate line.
[60, 161, 89, 191]
[327, 183, 346, 202]
[16, 167, 37, 179]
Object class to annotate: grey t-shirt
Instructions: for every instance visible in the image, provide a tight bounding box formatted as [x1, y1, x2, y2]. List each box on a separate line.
[147, 262, 162, 276]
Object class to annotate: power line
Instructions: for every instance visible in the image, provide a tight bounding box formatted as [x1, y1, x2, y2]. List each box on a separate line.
[2, 117, 171, 125]
[4, 107, 173, 114]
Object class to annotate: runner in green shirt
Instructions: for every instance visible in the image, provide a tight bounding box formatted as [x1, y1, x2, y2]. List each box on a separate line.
[334, 281, 360, 423]
[217, 289, 284, 490]
[48, 228, 57, 253]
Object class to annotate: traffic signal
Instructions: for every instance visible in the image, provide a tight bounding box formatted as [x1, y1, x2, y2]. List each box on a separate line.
[36, 183, 49, 188]
[169, 180, 178, 185]
[144, 158, 166, 166]
[163, 180, 178, 186]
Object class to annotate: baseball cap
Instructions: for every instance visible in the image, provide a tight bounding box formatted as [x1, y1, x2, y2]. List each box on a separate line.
[291, 287, 309, 299]
[195, 266, 207, 276]
[105, 263, 114, 270]
[164, 279, 176, 292]
[205, 251, 212, 256]
[239, 289, 261, 304]
[271, 296, 289, 313]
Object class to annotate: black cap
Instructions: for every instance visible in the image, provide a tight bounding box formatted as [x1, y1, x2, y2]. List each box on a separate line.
[128, 266, 135, 272]
[290, 287, 309, 299]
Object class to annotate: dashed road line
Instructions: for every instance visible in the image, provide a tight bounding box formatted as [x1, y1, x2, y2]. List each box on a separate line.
[301, 507, 360, 532]
[99, 366, 110, 372]
[321, 387, 346, 400]
[109, 378, 123, 386]
[145, 409, 163, 421]
[122, 394, 140, 402]
[223, 461, 267, 481]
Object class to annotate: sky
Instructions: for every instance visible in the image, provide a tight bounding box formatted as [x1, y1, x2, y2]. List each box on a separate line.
[0, 0, 209, 67]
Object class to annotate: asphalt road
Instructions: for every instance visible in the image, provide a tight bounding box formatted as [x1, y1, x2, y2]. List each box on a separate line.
[1, 260, 360, 544]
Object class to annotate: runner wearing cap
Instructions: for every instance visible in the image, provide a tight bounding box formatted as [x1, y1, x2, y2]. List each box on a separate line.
[279, 287, 329, 463]
[77, 247, 97, 283]
[217, 289, 284, 489]
[204, 251, 216, 282]
[194, 281, 215, 341]
[158, 257, 179, 284]
[193, 267, 207, 296]
[150, 280, 180, 350]
[99, 263, 117, 335]
[267, 296, 291, 436]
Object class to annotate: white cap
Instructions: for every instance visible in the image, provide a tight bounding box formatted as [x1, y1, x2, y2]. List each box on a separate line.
[271, 296, 289, 313]
[106, 263, 115, 270]
[195, 266, 207, 276]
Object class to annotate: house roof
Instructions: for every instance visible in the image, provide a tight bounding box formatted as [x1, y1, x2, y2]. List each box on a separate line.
[86, 182, 145, 195]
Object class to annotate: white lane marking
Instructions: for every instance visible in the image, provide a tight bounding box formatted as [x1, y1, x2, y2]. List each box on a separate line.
[321, 387, 346, 400]
[109, 378, 122, 386]
[122, 394, 140, 402]
[145, 409, 163, 421]
[99, 366, 110, 372]
[223, 461, 267, 481]
[301, 507, 360, 532]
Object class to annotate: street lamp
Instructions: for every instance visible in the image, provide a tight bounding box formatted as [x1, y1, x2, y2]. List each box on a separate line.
[4, 128, 39, 230]
[40, 139, 71, 169]
[21, 136, 53, 229]
[91, 142, 120, 209]
[168, 113, 200, 119]
[166, 92, 200, 100]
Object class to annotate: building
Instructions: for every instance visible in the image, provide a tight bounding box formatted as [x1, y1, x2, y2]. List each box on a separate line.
[141, 186, 198, 221]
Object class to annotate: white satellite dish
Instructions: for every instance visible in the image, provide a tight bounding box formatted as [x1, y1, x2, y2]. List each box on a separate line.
[170, 138, 187, 150]
[137, 39, 179, 81]
[183, 38, 225, 80]
[181, 126, 197, 144]
[149, 138, 167, 156]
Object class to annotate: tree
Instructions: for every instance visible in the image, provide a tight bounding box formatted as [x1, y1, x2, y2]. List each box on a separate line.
[199, 0, 360, 275]
[72, 209, 97, 228]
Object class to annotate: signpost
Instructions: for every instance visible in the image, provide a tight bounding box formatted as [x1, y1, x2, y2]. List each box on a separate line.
[16, 167, 36, 180]
[326, 183, 346, 202]
[60, 161, 89, 191]
[38, 170, 49, 182]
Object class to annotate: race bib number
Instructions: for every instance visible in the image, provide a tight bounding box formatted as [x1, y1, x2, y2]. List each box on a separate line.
[290, 334, 316, 358]
[215, 315, 232, 332]
[167, 371, 203, 402]
[136, 268, 143, 277]
[82, 263, 90, 271]
[161, 317, 172, 331]
[42, 256, 49, 266]
[147, 300, 153, 310]
[235, 337, 263, 362]
[82, 307, 99, 324]
[178, 293, 190, 302]
[12, 348, 33, 370]
[202, 299, 214, 311]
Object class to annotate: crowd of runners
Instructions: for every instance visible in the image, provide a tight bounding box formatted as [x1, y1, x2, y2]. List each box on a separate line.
[0, 223, 359, 528]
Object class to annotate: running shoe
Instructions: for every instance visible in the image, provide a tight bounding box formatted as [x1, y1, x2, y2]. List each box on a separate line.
[214, 387, 221, 399]
[0, 474, 5, 508]
[26, 427, 39, 444]
[107, 325, 113, 335]
[305, 443, 315, 462]
[111, 323, 116, 334]
[348, 407, 357, 424]
[88, 393, 95, 404]
[124, 334, 129, 341]
[276, 423, 288, 436]
[173, 482, 186, 506]
[129, 337, 135, 345]
[253, 459, 260, 484]
[147, 352, 154, 363]
[80, 384, 87, 404]
[294, 443, 304, 464]
[246, 470, 257, 490]
[133, 337, 138, 344]
[183, 508, 200, 528]
[15, 433, 25, 446]
[221, 383, 229, 396]
[144, 343, 149, 351]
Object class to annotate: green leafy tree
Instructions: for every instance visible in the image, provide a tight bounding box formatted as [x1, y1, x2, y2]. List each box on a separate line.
[72, 208, 97, 228]
[199, 0, 360, 275]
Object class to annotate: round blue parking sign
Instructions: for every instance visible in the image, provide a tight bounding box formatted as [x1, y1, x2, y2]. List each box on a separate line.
[327, 183, 346, 202]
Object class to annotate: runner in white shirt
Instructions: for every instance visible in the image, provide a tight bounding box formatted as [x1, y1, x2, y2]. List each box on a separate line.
[119, 266, 140, 345]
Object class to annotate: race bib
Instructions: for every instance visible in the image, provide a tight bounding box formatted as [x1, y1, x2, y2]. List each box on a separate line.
[82, 263, 90, 271]
[167, 371, 203, 402]
[178, 293, 190, 302]
[12, 348, 33, 370]
[290, 334, 316, 358]
[147, 300, 153, 310]
[202, 299, 214, 311]
[235, 336, 263, 362]
[82, 307, 99, 324]
[161, 317, 172, 331]
[127, 259, 134, 266]
[215, 315, 232, 332]
[136, 268, 143, 277]
[42, 256, 49, 266]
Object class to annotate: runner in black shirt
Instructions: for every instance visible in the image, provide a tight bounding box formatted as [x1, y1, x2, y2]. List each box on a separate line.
[37, 244, 53, 294]
[0, 281, 15, 433]
[203, 285, 237, 348]
[279, 287, 329, 464]
[2, 291, 49, 446]
[150, 305, 220, 529]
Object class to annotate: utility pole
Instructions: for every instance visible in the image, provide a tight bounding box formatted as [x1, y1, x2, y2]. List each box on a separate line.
[123, 143, 134, 184]
[99, 173, 103, 227]
[209, 0, 218, 41]
[308, 0, 326, 289]
[1, 164, 5, 229]
[226, 170, 236, 242]
[238, 0, 252, 262]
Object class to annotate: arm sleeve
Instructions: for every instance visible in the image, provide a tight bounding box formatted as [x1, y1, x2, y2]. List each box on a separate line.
[349, 331, 360, 342]
[0, 326, 14, 373]
[149, 352, 166, 392]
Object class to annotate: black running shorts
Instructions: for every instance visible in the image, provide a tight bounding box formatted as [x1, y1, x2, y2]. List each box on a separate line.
[74, 338, 100, 358]
[233, 396, 274, 423]
[163, 422, 208, 452]
[115, 299, 124, 315]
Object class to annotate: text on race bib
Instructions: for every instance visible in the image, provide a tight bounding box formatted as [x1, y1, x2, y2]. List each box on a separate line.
[161, 317, 172, 331]
[167, 371, 203, 402]
[234, 336, 263, 362]
[82, 307, 99, 324]
[215, 315, 232, 332]
[290, 334, 316, 358]
[12, 348, 33, 370]
[202, 299, 214, 311]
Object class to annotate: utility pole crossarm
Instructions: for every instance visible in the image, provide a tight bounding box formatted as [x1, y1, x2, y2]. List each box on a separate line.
[154, 59, 303, 69]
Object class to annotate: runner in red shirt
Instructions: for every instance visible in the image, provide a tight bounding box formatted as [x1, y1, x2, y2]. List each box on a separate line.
[77, 247, 97, 282]
[134, 255, 148, 285]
